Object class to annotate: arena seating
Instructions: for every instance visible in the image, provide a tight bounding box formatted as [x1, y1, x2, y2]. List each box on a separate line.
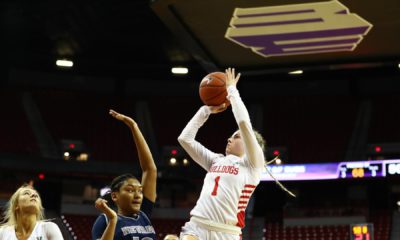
[371, 210, 391, 240]
[152, 218, 187, 239]
[33, 90, 137, 162]
[262, 96, 359, 163]
[368, 96, 400, 143]
[30, 90, 365, 164]
[62, 214, 97, 240]
[265, 210, 391, 240]
[8, 89, 400, 165]
[264, 223, 350, 240]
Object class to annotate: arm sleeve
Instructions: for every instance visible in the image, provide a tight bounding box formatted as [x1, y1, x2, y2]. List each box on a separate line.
[141, 196, 154, 218]
[227, 86, 265, 169]
[178, 106, 222, 171]
[44, 222, 64, 240]
[91, 214, 108, 240]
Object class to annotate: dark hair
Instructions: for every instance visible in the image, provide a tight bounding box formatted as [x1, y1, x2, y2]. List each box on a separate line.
[102, 174, 137, 209]
[110, 174, 137, 192]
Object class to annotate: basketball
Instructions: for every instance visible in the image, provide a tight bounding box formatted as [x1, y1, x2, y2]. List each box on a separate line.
[199, 72, 230, 106]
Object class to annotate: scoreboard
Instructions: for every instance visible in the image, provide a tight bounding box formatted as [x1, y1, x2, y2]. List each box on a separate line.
[350, 223, 374, 240]
[262, 159, 400, 181]
[339, 160, 400, 179]
[339, 162, 383, 178]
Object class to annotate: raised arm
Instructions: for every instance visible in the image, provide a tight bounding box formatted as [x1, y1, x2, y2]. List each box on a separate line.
[109, 110, 157, 202]
[225, 68, 265, 168]
[177, 105, 225, 171]
[92, 198, 117, 240]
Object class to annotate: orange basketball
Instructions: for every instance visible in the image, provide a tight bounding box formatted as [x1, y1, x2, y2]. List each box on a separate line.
[199, 72, 230, 106]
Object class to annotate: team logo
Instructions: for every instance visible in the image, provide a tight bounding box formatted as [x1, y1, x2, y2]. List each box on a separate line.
[225, 1, 372, 57]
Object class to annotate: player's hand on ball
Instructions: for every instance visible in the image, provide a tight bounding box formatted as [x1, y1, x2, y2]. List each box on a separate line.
[225, 68, 240, 88]
[209, 103, 227, 114]
[95, 198, 117, 220]
[109, 109, 137, 127]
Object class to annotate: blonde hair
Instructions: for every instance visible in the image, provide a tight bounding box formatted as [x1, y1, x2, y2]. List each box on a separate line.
[252, 130, 296, 198]
[253, 130, 266, 151]
[265, 156, 296, 197]
[0, 184, 45, 227]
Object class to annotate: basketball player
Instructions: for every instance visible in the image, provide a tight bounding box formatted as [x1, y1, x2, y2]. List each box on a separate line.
[178, 68, 266, 240]
[92, 110, 157, 240]
[0, 184, 64, 239]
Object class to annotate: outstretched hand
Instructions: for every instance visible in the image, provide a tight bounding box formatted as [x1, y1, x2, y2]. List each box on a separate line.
[225, 67, 241, 88]
[95, 198, 117, 220]
[109, 109, 137, 127]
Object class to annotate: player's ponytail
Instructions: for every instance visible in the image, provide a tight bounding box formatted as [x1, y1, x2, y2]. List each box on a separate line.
[101, 191, 117, 209]
[265, 156, 296, 197]
[253, 130, 296, 197]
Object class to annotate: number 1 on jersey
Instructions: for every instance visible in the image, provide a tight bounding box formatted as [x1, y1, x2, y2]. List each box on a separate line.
[211, 176, 220, 196]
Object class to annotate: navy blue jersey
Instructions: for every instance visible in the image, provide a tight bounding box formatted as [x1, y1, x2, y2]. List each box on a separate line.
[92, 197, 156, 240]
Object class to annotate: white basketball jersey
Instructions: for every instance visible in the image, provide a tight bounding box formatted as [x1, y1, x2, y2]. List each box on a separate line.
[0, 222, 61, 240]
[191, 154, 261, 227]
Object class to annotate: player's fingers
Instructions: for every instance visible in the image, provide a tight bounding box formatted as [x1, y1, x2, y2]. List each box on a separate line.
[225, 69, 230, 79]
[216, 103, 227, 112]
[95, 198, 103, 204]
[109, 109, 118, 116]
[110, 111, 125, 120]
[236, 73, 241, 82]
[95, 198, 104, 208]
